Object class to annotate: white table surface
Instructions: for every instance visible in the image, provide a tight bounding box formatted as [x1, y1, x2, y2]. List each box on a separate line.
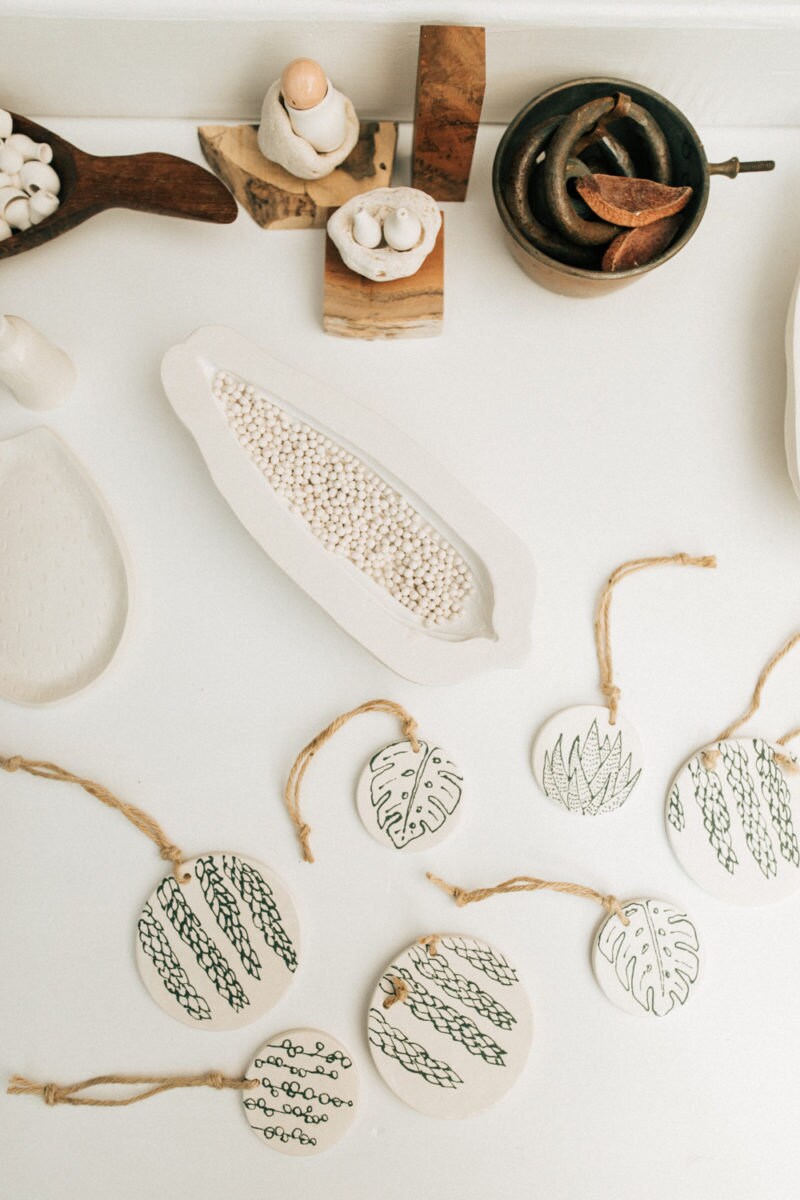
[1, 116, 799, 1200]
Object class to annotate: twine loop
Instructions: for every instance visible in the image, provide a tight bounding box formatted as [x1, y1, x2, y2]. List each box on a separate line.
[594, 553, 716, 726]
[284, 699, 423, 863]
[702, 632, 800, 772]
[427, 872, 630, 927]
[0, 754, 190, 885]
[418, 934, 440, 956]
[8, 1072, 256, 1107]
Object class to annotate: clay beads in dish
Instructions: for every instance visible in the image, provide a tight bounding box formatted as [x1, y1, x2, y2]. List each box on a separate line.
[328, 187, 441, 282]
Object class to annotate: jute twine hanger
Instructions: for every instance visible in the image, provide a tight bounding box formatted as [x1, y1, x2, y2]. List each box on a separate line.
[285, 699, 420, 863]
[0, 754, 190, 883]
[383, 934, 441, 1009]
[426, 872, 631, 926]
[701, 631, 800, 772]
[7, 1072, 257, 1108]
[595, 553, 717, 725]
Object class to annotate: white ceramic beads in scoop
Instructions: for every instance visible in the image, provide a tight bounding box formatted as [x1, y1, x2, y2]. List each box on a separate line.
[213, 371, 473, 627]
[0, 110, 61, 240]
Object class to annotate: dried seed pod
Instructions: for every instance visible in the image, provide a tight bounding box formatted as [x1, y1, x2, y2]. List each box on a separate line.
[576, 174, 692, 228]
[601, 214, 683, 272]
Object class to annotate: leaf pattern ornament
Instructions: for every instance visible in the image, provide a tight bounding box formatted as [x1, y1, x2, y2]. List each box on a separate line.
[596, 899, 700, 1017]
[366, 740, 462, 849]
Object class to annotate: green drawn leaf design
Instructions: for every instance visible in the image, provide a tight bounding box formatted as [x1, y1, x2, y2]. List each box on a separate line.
[597, 899, 699, 1016]
[195, 856, 262, 978]
[542, 720, 641, 815]
[137, 904, 212, 1022]
[408, 947, 516, 1030]
[157, 876, 249, 1012]
[367, 740, 462, 849]
[687, 755, 738, 874]
[719, 742, 776, 879]
[379, 969, 507, 1066]
[667, 783, 685, 832]
[440, 936, 518, 987]
[221, 855, 298, 973]
[754, 739, 800, 868]
[367, 1007, 462, 1089]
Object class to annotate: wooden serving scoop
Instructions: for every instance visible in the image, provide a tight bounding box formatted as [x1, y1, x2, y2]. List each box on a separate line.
[0, 113, 238, 261]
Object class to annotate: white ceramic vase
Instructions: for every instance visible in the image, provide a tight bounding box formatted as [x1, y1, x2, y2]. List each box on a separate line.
[0, 314, 77, 410]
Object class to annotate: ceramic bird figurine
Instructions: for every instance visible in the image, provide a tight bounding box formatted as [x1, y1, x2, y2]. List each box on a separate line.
[258, 58, 360, 180]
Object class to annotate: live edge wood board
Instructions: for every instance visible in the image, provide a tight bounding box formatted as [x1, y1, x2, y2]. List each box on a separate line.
[323, 220, 445, 340]
[198, 121, 397, 230]
[411, 25, 486, 202]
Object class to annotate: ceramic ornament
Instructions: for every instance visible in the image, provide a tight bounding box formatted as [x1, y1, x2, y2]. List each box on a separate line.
[1, 755, 300, 1029]
[0, 429, 129, 705]
[11, 1029, 356, 1155]
[666, 631, 800, 905]
[532, 704, 643, 816]
[428, 872, 701, 1017]
[531, 552, 716, 816]
[784, 260, 800, 500]
[257, 60, 360, 181]
[367, 934, 532, 1118]
[328, 187, 441, 281]
[161, 326, 535, 685]
[136, 852, 300, 1031]
[667, 739, 800, 905]
[242, 1029, 358, 1154]
[355, 738, 463, 851]
[591, 897, 701, 1017]
[285, 699, 464, 860]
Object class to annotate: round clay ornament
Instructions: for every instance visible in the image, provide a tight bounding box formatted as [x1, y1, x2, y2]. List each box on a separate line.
[666, 738, 800, 905]
[355, 738, 464, 851]
[135, 851, 299, 1030]
[532, 704, 644, 816]
[592, 897, 701, 1017]
[242, 1028, 358, 1155]
[367, 934, 532, 1118]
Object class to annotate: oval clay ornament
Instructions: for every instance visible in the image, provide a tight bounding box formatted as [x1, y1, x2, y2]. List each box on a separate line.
[355, 738, 464, 851]
[242, 1028, 358, 1155]
[667, 738, 800, 905]
[367, 935, 532, 1118]
[0, 428, 129, 704]
[532, 704, 644, 816]
[136, 852, 300, 1030]
[592, 897, 701, 1017]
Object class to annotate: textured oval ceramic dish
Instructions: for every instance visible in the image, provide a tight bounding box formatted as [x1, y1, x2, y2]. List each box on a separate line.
[161, 326, 535, 685]
[785, 263, 800, 500]
[0, 428, 130, 704]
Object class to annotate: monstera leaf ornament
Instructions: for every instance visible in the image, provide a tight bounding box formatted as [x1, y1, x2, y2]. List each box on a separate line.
[592, 897, 701, 1017]
[356, 739, 463, 851]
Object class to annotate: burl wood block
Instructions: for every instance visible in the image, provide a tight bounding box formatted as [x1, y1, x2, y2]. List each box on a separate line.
[411, 25, 486, 202]
[323, 220, 445, 340]
[198, 121, 397, 230]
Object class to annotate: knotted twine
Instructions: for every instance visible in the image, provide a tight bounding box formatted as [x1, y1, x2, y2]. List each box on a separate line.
[7, 1072, 257, 1108]
[427, 872, 631, 926]
[701, 631, 800, 773]
[0, 754, 190, 884]
[594, 553, 717, 725]
[284, 699, 421, 863]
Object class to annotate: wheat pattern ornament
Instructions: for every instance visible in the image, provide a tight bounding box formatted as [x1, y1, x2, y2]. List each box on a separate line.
[366, 934, 531, 1118]
[531, 553, 716, 817]
[427, 872, 702, 1018]
[9, 1028, 358, 1156]
[0, 754, 301, 1031]
[667, 631, 800, 905]
[285, 699, 463, 859]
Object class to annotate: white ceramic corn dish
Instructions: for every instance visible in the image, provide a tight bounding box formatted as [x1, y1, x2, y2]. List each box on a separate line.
[785, 264, 800, 500]
[0, 428, 130, 705]
[161, 326, 535, 684]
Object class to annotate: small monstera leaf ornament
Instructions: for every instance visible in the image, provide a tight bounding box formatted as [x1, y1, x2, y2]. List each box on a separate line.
[356, 739, 463, 850]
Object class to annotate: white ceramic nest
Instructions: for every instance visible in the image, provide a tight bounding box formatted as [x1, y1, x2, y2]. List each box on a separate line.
[328, 187, 442, 282]
[257, 81, 360, 181]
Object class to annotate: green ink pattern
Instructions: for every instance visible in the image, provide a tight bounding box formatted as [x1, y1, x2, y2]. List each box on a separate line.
[222, 855, 297, 973]
[157, 876, 249, 1012]
[667, 783, 685, 832]
[195, 856, 262, 979]
[137, 904, 212, 1022]
[368, 1007, 462, 1089]
[408, 947, 516, 1031]
[380, 969, 507, 1066]
[754, 739, 800, 868]
[543, 721, 641, 815]
[440, 936, 518, 987]
[688, 755, 738, 874]
[719, 742, 777, 879]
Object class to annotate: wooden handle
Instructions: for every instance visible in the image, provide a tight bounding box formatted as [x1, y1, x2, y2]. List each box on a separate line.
[84, 152, 238, 223]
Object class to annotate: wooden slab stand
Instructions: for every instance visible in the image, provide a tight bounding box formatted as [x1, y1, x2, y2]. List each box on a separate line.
[323, 220, 445, 340]
[411, 25, 486, 202]
[198, 121, 397, 230]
